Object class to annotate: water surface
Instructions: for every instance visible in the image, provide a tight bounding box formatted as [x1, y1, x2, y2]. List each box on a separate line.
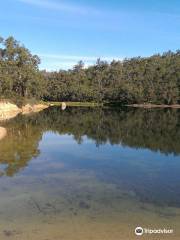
[0, 107, 180, 239]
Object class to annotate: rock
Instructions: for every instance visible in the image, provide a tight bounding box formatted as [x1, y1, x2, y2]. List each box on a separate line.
[0, 102, 21, 113]
[79, 201, 90, 209]
[0, 102, 21, 121]
[61, 102, 67, 110]
[22, 104, 49, 114]
[0, 101, 49, 120]
[22, 104, 33, 114]
[32, 104, 49, 112]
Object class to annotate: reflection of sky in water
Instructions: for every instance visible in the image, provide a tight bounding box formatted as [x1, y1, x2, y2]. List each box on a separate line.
[22, 132, 180, 208]
[0, 109, 180, 239]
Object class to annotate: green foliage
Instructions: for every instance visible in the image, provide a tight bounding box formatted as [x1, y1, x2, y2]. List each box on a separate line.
[0, 36, 45, 101]
[43, 51, 180, 104]
[1, 35, 180, 105]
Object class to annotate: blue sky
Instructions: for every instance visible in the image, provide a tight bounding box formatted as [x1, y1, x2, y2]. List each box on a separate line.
[0, 0, 180, 70]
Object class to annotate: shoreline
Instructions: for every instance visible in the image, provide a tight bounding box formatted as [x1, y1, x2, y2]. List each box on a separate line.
[1, 101, 180, 116]
[49, 102, 102, 107]
[126, 104, 180, 108]
[49, 102, 180, 108]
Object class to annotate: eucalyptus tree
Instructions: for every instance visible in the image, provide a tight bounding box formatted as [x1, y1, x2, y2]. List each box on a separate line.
[0, 36, 44, 101]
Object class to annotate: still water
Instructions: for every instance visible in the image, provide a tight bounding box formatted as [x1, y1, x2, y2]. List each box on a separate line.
[0, 107, 180, 239]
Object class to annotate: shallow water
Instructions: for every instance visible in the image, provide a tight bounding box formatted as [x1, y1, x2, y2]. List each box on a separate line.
[0, 107, 180, 239]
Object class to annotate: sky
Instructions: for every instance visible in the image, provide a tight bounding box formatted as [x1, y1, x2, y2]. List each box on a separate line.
[0, 0, 180, 70]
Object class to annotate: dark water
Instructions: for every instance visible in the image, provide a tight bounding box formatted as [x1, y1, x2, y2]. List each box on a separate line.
[0, 107, 180, 239]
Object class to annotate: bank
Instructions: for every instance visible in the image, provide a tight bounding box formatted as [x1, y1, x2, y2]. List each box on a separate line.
[0, 101, 49, 140]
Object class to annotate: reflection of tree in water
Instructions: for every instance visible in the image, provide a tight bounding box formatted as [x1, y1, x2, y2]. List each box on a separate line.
[0, 107, 180, 176]
[40, 107, 180, 155]
[0, 114, 43, 176]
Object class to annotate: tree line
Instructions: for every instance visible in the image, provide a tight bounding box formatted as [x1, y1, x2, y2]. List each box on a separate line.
[1, 36, 180, 105]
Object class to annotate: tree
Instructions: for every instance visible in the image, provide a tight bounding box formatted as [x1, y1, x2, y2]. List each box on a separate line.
[0, 36, 44, 101]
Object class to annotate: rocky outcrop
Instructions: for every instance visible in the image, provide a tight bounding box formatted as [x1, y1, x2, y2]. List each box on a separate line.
[0, 101, 49, 140]
[0, 102, 21, 121]
[0, 101, 49, 120]
[21, 104, 33, 114]
[31, 104, 49, 112]
[22, 104, 49, 114]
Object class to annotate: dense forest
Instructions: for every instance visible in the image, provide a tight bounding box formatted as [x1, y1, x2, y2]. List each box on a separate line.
[1, 36, 180, 104]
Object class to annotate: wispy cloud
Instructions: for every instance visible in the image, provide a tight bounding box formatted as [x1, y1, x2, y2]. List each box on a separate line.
[39, 54, 121, 62]
[41, 61, 79, 71]
[38, 53, 122, 70]
[18, 0, 101, 16]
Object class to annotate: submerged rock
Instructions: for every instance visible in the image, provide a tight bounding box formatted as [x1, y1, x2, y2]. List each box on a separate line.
[79, 201, 90, 209]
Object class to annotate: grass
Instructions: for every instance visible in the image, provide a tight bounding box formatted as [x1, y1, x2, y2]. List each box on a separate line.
[48, 101, 103, 107]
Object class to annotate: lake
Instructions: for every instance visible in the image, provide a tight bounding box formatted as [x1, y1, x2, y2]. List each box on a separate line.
[0, 107, 180, 239]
